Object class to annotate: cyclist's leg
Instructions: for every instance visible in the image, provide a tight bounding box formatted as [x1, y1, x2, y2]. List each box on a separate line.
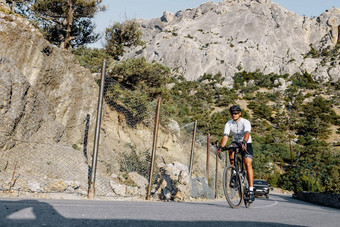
[244, 158, 254, 203]
[229, 150, 235, 165]
[227, 150, 236, 188]
[244, 157, 253, 187]
[243, 143, 254, 187]
[244, 143, 255, 203]
[227, 141, 239, 165]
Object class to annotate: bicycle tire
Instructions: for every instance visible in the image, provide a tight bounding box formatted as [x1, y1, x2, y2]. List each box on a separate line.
[223, 165, 244, 208]
[242, 172, 251, 208]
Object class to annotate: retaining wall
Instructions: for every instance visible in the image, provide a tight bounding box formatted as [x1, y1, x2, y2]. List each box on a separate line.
[293, 192, 340, 209]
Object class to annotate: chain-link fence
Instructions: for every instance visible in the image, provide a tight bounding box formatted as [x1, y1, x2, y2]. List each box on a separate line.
[0, 61, 225, 200]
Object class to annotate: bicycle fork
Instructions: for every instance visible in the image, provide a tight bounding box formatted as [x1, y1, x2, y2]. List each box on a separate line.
[236, 149, 250, 201]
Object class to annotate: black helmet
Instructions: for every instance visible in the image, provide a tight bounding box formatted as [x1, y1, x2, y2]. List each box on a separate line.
[229, 105, 242, 113]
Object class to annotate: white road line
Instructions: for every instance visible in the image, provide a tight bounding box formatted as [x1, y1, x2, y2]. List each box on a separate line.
[251, 199, 278, 209]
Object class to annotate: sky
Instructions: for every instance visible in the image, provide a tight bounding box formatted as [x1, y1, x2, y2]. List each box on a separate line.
[90, 0, 339, 48]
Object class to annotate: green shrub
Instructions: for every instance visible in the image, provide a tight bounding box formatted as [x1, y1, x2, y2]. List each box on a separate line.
[104, 82, 152, 127]
[119, 144, 154, 179]
[72, 47, 111, 73]
[279, 139, 340, 193]
[110, 57, 171, 96]
[105, 20, 144, 60]
[266, 91, 283, 102]
[291, 71, 319, 89]
[233, 70, 287, 90]
[248, 102, 272, 120]
[296, 96, 340, 138]
[267, 169, 281, 187]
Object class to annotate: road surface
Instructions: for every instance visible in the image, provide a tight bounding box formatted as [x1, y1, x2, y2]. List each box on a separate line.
[0, 193, 339, 226]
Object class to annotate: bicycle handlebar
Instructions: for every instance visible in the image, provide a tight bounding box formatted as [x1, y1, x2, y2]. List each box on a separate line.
[218, 142, 244, 153]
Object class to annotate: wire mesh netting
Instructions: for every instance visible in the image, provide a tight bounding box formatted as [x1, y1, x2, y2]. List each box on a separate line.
[93, 75, 225, 200]
[0, 71, 93, 196]
[0, 66, 225, 200]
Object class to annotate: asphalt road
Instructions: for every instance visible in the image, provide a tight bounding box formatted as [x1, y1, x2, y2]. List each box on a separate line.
[0, 193, 339, 226]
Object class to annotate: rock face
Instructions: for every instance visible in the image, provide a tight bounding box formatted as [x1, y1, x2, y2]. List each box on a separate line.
[123, 0, 340, 83]
[0, 10, 98, 195]
[0, 12, 99, 144]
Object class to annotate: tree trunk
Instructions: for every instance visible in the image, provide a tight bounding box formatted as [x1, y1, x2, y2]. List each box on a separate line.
[64, 0, 74, 49]
[11, 1, 16, 11]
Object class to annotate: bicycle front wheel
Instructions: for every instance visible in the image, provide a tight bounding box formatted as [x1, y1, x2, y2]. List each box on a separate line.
[242, 172, 251, 208]
[223, 165, 244, 208]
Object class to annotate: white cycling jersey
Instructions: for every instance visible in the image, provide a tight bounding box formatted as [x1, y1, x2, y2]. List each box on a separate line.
[223, 117, 252, 143]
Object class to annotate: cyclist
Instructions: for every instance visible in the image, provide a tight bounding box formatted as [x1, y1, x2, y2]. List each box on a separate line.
[217, 105, 255, 203]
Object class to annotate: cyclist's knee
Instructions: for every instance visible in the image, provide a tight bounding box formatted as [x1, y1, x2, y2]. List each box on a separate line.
[244, 158, 252, 166]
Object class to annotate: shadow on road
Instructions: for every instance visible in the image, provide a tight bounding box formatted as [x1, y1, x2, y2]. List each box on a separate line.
[0, 199, 304, 226]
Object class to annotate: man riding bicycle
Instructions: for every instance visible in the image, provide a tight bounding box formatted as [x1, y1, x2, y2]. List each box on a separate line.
[217, 105, 255, 203]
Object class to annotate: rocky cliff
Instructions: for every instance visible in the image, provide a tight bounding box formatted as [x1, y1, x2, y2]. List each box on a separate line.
[0, 5, 101, 195]
[123, 0, 340, 84]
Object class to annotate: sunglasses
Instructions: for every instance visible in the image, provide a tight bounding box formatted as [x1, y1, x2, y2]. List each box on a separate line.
[231, 112, 240, 115]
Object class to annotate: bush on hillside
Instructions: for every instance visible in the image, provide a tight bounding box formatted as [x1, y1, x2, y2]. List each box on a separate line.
[73, 47, 112, 73]
[297, 96, 340, 139]
[233, 70, 287, 90]
[104, 81, 152, 127]
[119, 143, 155, 180]
[105, 20, 144, 60]
[110, 57, 171, 93]
[291, 71, 319, 89]
[279, 139, 340, 193]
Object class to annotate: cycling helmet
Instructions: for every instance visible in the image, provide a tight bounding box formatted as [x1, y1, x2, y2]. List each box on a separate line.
[229, 105, 242, 113]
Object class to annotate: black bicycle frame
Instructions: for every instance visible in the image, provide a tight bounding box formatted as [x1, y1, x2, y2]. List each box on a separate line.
[228, 144, 245, 174]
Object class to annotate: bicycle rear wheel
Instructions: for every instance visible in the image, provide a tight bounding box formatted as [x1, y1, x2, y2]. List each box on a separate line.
[223, 165, 243, 208]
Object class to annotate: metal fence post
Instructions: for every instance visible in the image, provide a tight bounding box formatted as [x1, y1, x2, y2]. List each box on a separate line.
[189, 120, 197, 177]
[83, 114, 90, 160]
[88, 59, 106, 199]
[206, 133, 210, 184]
[146, 97, 161, 200]
[215, 152, 218, 199]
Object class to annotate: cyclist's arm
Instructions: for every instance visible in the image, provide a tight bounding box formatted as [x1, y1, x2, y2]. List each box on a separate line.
[220, 135, 228, 148]
[243, 132, 250, 143]
[242, 132, 250, 151]
[243, 119, 251, 143]
[217, 135, 228, 156]
[219, 122, 231, 151]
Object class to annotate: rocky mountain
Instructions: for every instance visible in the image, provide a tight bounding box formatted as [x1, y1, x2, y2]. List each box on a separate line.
[123, 0, 340, 85]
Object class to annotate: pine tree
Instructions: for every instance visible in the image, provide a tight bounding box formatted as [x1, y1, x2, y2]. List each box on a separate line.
[32, 0, 105, 49]
[105, 20, 144, 60]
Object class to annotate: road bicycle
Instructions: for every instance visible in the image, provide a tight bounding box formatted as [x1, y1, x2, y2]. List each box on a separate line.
[222, 142, 251, 208]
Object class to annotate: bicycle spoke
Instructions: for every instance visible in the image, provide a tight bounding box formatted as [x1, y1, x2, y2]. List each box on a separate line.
[223, 165, 243, 208]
